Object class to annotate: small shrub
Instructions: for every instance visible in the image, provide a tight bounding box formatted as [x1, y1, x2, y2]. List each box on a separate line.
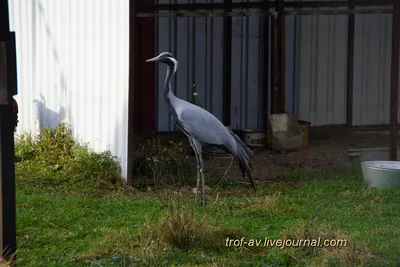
[15, 123, 125, 194]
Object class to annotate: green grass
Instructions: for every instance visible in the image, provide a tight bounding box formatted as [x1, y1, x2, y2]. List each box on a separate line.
[13, 124, 400, 266]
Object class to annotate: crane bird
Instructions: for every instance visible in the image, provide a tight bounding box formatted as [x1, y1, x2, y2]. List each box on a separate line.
[146, 52, 256, 206]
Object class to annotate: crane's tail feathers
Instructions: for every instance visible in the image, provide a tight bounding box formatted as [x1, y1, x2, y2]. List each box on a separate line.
[232, 132, 256, 191]
[236, 156, 256, 191]
[230, 132, 255, 157]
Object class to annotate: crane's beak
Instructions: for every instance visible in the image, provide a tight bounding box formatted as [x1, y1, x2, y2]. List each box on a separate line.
[146, 56, 158, 62]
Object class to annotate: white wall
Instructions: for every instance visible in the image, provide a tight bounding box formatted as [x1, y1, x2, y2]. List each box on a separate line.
[8, 0, 130, 178]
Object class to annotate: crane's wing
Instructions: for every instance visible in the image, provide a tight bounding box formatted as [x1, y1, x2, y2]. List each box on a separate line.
[175, 101, 235, 148]
[173, 99, 256, 190]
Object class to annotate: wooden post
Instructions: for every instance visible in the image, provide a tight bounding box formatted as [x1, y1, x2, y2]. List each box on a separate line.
[0, 33, 18, 264]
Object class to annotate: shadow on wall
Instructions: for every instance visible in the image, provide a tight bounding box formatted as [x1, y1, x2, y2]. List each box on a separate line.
[34, 0, 74, 133]
[34, 94, 66, 132]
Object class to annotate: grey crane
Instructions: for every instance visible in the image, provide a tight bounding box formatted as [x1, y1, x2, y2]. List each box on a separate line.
[146, 52, 256, 206]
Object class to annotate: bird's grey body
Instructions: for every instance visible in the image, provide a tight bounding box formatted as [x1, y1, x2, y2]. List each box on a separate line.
[146, 52, 256, 206]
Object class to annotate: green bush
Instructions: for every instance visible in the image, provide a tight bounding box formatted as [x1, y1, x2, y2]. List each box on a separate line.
[15, 123, 125, 194]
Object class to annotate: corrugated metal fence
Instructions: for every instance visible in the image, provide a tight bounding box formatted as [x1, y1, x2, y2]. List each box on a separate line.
[8, 0, 130, 178]
[155, 3, 398, 130]
[294, 6, 398, 126]
[155, 0, 275, 131]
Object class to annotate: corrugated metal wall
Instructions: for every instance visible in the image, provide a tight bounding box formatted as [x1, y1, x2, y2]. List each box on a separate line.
[352, 7, 394, 126]
[231, 1, 268, 130]
[294, 7, 348, 125]
[156, 2, 394, 131]
[294, 6, 397, 126]
[8, 0, 130, 178]
[155, 0, 273, 131]
[156, 0, 225, 131]
[155, 4, 397, 129]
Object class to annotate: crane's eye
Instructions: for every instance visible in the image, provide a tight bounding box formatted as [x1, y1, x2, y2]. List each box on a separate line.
[162, 56, 166, 59]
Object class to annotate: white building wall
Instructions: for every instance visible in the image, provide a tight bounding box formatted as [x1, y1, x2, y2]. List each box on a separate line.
[8, 0, 130, 178]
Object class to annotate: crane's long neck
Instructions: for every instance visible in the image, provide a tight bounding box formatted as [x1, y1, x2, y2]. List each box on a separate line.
[164, 64, 177, 103]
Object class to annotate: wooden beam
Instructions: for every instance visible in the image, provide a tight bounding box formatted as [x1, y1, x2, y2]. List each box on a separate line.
[136, 8, 393, 17]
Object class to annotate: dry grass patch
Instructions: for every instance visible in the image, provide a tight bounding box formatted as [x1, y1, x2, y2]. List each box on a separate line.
[246, 192, 281, 212]
[138, 199, 247, 253]
[279, 207, 374, 267]
[0, 251, 16, 267]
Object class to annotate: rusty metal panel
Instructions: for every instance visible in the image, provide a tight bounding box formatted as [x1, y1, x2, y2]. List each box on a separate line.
[294, 7, 348, 126]
[8, 0, 130, 178]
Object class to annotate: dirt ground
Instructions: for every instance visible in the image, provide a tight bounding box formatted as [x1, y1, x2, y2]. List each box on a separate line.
[133, 125, 399, 182]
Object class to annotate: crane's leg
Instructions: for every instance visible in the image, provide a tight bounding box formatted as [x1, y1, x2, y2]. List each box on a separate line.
[191, 139, 205, 206]
[189, 138, 201, 202]
[200, 154, 205, 207]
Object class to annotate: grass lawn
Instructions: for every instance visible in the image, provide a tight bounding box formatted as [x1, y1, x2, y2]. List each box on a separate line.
[13, 125, 400, 266]
[16, 169, 400, 266]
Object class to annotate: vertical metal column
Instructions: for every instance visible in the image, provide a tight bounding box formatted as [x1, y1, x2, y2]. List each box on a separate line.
[389, 1, 400, 161]
[127, 0, 137, 186]
[223, 0, 232, 126]
[277, 0, 286, 113]
[270, 15, 279, 114]
[262, 0, 270, 129]
[346, 0, 355, 127]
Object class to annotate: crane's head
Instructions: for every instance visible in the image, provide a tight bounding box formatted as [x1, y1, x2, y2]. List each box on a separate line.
[146, 52, 178, 72]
